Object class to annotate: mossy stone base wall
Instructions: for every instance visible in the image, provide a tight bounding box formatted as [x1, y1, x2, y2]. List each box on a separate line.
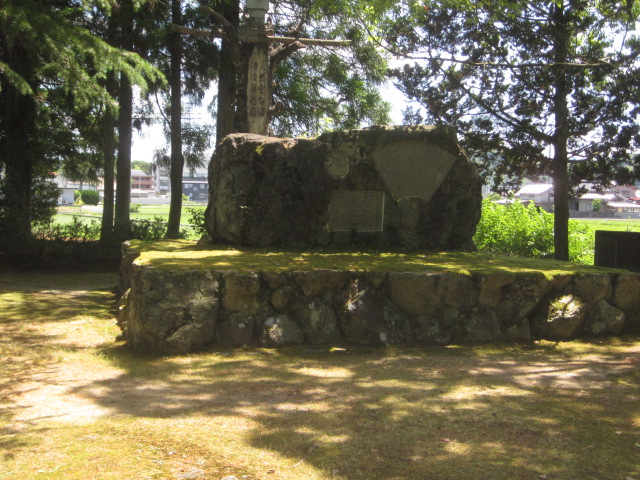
[118, 252, 640, 355]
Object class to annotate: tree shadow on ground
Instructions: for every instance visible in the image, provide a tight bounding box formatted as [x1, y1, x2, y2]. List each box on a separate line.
[0, 273, 118, 463]
[70, 340, 640, 480]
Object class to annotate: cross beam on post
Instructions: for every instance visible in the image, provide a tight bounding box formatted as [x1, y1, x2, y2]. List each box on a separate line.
[170, 1, 350, 135]
[170, 24, 350, 47]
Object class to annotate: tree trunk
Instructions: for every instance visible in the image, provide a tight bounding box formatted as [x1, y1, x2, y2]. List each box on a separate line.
[215, 0, 240, 142]
[114, 0, 134, 241]
[166, 0, 184, 239]
[115, 72, 133, 241]
[552, 2, 570, 261]
[0, 46, 37, 251]
[100, 106, 116, 244]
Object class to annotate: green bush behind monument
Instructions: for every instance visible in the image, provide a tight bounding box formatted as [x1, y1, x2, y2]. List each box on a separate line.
[474, 198, 594, 264]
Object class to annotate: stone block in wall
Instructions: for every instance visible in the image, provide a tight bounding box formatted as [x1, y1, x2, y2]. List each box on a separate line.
[260, 315, 304, 347]
[216, 313, 256, 347]
[494, 273, 551, 330]
[572, 273, 612, 308]
[223, 271, 261, 314]
[412, 315, 451, 346]
[127, 269, 220, 354]
[582, 300, 625, 336]
[293, 270, 351, 299]
[476, 272, 516, 308]
[437, 274, 474, 310]
[293, 297, 342, 345]
[336, 278, 411, 345]
[612, 273, 640, 331]
[387, 272, 439, 316]
[533, 294, 587, 340]
[456, 309, 502, 344]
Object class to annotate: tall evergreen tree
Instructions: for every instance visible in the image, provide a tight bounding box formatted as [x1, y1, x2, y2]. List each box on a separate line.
[0, 0, 161, 250]
[388, 0, 640, 260]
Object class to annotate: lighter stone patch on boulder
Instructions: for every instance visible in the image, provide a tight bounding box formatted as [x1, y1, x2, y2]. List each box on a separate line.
[324, 147, 351, 179]
[371, 141, 456, 202]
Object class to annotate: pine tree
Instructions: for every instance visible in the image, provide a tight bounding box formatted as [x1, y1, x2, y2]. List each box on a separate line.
[388, 0, 640, 260]
[0, 0, 161, 250]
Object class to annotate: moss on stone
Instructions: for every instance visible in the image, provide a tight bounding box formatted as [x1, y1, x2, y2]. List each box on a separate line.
[128, 239, 626, 277]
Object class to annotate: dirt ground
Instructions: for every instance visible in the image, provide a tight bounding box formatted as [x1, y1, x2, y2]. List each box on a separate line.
[1, 272, 639, 480]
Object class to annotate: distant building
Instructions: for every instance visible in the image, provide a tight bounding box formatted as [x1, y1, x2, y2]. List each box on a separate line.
[571, 192, 617, 212]
[52, 173, 99, 205]
[612, 184, 638, 199]
[607, 201, 640, 213]
[182, 178, 208, 202]
[153, 164, 207, 195]
[131, 169, 154, 190]
[514, 183, 554, 212]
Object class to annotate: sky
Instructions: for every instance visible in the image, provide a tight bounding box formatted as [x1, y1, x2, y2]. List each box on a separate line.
[130, 81, 410, 163]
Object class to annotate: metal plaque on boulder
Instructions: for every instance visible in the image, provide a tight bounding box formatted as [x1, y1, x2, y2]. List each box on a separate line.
[327, 190, 385, 232]
[372, 141, 456, 202]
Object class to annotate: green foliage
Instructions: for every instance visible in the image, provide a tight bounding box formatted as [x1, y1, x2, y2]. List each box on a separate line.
[132, 161, 153, 175]
[387, 0, 640, 259]
[79, 189, 99, 206]
[474, 198, 594, 264]
[130, 216, 188, 241]
[0, 1, 163, 109]
[591, 199, 604, 212]
[30, 177, 59, 225]
[130, 204, 141, 213]
[0, 175, 58, 235]
[568, 220, 594, 266]
[186, 207, 207, 238]
[474, 199, 555, 258]
[33, 217, 101, 242]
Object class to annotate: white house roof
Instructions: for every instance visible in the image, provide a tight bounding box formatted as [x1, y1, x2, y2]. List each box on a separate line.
[607, 201, 640, 209]
[579, 193, 617, 201]
[516, 183, 553, 195]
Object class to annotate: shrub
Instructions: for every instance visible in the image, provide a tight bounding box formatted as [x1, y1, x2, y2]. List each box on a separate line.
[186, 207, 207, 238]
[130, 203, 141, 213]
[474, 198, 554, 258]
[131, 217, 168, 240]
[474, 198, 594, 264]
[130, 217, 187, 241]
[79, 189, 99, 206]
[33, 216, 100, 242]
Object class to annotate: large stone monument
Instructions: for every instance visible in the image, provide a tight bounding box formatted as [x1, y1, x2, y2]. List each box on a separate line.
[205, 125, 482, 250]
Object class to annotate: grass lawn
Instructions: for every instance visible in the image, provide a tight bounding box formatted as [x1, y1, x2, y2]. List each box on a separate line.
[54, 203, 206, 226]
[575, 217, 640, 233]
[1, 272, 638, 480]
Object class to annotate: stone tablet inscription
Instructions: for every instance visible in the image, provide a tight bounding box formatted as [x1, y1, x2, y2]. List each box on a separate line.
[327, 190, 385, 232]
[372, 141, 456, 202]
[247, 45, 269, 135]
